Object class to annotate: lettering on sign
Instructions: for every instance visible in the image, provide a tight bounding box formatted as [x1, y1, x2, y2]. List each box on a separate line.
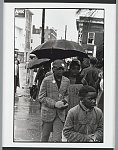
[15, 9, 25, 17]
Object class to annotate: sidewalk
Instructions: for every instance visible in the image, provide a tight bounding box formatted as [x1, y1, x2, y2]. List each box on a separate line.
[14, 63, 42, 142]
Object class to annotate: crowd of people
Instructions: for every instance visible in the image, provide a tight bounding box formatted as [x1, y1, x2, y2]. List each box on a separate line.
[14, 54, 104, 143]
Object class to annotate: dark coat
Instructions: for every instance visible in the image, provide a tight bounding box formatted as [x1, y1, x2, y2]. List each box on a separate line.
[16, 64, 20, 87]
[63, 71, 83, 84]
[81, 66, 100, 89]
[35, 68, 46, 89]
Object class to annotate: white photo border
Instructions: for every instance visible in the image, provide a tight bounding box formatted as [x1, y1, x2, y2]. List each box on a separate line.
[3, 3, 116, 148]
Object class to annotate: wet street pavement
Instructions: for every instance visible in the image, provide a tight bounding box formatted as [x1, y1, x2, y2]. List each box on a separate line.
[14, 63, 42, 142]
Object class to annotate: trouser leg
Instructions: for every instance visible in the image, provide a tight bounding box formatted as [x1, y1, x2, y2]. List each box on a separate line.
[40, 121, 53, 142]
[52, 116, 64, 142]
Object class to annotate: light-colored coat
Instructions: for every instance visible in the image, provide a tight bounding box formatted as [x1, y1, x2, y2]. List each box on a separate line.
[39, 74, 70, 122]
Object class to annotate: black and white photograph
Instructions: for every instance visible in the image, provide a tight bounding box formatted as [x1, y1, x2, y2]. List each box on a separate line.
[14, 8, 104, 143]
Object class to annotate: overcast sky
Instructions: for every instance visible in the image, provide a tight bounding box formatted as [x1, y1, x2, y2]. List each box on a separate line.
[31, 9, 104, 42]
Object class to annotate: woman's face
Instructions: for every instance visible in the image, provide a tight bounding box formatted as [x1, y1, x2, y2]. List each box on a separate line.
[70, 65, 80, 76]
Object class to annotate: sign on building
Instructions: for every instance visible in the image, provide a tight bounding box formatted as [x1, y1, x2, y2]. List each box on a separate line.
[15, 9, 25, 17]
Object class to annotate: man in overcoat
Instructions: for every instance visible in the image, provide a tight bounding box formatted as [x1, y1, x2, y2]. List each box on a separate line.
[39, 59, 70, 142]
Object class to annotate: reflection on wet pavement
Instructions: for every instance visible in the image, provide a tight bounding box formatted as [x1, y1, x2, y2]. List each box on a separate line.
[14, 63, 42, 142]
[14, 93, 42, 141]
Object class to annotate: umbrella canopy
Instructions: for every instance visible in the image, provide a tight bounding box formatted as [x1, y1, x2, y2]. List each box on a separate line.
[28, 58, 50, 69]
[30, 39, 88, 60]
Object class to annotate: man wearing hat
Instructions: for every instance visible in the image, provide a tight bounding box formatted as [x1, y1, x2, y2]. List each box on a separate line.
[63, 85, 103, 142]
[39, 59, 70, 142]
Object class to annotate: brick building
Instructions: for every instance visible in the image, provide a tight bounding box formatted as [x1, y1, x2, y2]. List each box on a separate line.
[30, 25, 57, 50]
[76, 16, 104, 57]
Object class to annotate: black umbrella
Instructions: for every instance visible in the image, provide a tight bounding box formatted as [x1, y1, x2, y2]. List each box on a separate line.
[30, 39, 88, 60]
[28, 58, 50, 69]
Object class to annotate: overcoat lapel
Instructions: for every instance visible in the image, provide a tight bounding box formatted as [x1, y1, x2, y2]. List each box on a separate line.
[52, 75, 58, 91]
[59, 76, 65, 93]
[52, 75, 65, 92]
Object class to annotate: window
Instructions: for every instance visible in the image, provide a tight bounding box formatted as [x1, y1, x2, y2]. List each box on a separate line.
[87, 32, 95, 45]
[79, 40, 82, 45]
[79, 34, 82, 38]
[31, 39, 33, 43]
[48, 34, 50, 39]
[79, 28, 83, 33]
[36, 29, 39, 34]
[79, 23, 83, 27]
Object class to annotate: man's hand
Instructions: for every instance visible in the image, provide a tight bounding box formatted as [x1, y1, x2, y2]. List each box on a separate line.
[55, 101, 65, 109]
[98, 72, 103, 79]
[85, 135, 94, 142]
[88, 134, 98, 142]
[62, 99, 68, 105]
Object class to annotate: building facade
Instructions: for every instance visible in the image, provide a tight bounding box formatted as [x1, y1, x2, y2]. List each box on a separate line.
[30, 25, 42, 50]
[76, 16, 104, 57]
[15, 9, 33, 62]
[30, 25, 57, 50]
[44, 26, 57, 42]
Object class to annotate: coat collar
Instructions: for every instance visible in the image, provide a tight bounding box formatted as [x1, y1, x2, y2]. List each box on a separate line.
[79, 101, 93, 112]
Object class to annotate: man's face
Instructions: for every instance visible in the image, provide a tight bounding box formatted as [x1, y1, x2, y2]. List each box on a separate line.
[53, 67, 64, 77]
[70, 65, 80, 76]
[82, 92, 97, 109]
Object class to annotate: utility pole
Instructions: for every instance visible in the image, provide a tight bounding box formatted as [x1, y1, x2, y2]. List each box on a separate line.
[41, 9, 45, 44]
[65, 25, 67, 40]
